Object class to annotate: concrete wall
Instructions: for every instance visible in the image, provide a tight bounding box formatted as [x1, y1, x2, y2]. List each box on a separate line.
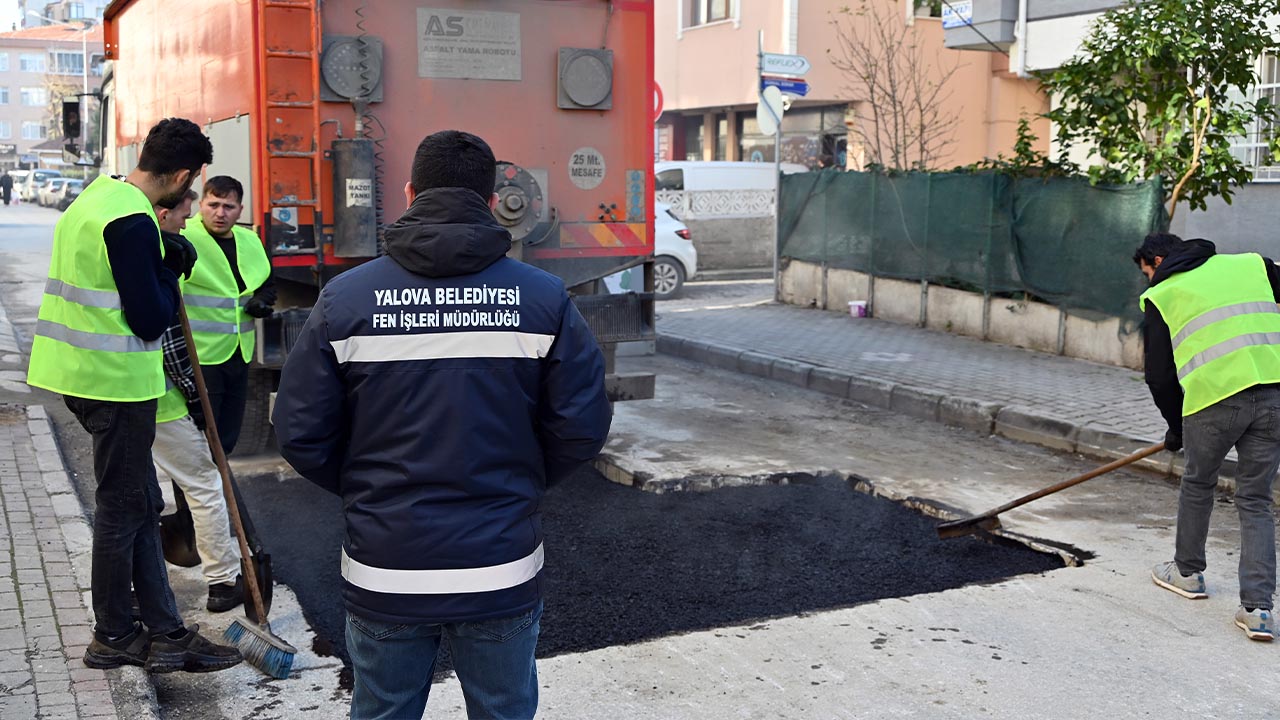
[1171, 183, 1280, 258]
[783, 261, 1143, 369]
[684, 217, 774, 271]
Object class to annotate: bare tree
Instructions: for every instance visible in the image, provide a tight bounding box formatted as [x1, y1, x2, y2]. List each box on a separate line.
[828, 0, 962, 170]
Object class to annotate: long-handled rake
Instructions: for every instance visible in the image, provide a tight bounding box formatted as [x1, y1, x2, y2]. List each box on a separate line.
[936, 442, 1167, 539]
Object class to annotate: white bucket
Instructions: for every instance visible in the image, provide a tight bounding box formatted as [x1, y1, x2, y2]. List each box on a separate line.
[848, 301, 868, 318]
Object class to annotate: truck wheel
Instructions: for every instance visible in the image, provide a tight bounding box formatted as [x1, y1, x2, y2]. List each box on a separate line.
[233, 367, 277, 457]
[653, 256, 686, 300]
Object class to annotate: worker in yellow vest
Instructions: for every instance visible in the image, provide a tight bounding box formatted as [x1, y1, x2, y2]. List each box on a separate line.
[151, 189, 244, 612]
[1136, 232, 1280, 642]
[182, 176, 275, 455]
[26, 118, 242, 673]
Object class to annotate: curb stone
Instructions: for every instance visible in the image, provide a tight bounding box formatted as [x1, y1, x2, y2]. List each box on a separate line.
[656, 333, 1277, 500]
[28, 405, 162, 720]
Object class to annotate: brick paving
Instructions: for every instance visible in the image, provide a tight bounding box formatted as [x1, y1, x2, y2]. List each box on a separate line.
[659, 302, 1165, 442]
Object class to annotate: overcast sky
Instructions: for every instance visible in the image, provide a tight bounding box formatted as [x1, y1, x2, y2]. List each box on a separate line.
[0, 1, 22, 32]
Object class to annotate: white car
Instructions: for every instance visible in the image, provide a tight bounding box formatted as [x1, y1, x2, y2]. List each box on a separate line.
[39, 178, 69, 207]
[604, 203, 698, 300]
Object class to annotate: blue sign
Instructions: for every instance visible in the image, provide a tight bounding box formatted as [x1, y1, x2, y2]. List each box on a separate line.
[761, 76, 809, 97]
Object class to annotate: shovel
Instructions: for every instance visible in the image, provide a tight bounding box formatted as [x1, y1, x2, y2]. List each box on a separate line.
[936, 442, 1167, 539]
[159, 482, 201, 568]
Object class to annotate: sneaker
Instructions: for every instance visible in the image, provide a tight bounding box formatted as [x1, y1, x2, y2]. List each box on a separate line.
[1235, 607, 1275, 641]
[1151, 561, 1208, 599]
[207, 576, 245, 613]
[144, 624, 243, 674]
[83, 624, 150, 669]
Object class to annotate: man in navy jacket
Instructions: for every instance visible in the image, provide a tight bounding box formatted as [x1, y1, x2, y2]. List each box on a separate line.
[273, 130, 610, 720]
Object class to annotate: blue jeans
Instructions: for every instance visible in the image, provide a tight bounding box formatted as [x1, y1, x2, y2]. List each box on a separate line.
[345, 602, 541, 720]
[1177, 385, 1280, 610]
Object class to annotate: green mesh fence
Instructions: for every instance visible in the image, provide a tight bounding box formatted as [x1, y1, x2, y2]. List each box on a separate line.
[779, 171, 1166, 318]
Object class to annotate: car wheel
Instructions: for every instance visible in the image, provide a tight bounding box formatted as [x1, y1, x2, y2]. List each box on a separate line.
[653, 256, 686, 300]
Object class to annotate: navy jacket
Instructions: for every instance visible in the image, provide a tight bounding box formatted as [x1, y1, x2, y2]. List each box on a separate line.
[273, 187, 611, 624]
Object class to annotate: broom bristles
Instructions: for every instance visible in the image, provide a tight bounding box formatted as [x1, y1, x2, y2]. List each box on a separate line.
[224, 619, 297, 679]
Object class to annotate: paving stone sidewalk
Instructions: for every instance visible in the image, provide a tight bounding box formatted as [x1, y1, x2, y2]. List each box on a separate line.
[657, 302, 1212, 479]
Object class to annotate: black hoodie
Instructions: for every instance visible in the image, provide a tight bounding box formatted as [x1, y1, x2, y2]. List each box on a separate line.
[382, 187, 512, 277]
[1144, 239, 1280, 433]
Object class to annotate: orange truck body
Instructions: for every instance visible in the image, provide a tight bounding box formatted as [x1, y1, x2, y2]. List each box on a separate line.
[103, 0, 654, 320]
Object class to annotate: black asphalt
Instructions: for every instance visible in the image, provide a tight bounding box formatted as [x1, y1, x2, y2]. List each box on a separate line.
[236, 466, 1063, 676]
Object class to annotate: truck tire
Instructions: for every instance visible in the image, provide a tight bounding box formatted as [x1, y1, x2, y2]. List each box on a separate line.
[233, 367, 277, 457]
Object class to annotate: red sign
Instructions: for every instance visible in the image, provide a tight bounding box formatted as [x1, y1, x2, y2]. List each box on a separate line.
[653, 82, 664, 124]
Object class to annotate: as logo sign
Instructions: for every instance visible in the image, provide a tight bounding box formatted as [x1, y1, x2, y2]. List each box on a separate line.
[424, 15, 464, 37]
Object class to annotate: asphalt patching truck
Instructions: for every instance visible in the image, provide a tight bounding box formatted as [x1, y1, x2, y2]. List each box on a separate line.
[94, 0, 656, 452]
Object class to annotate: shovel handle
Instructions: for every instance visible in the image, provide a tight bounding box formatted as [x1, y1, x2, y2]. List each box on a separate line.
[980, 441, 1167, 519]
[177, 301, 271, 626]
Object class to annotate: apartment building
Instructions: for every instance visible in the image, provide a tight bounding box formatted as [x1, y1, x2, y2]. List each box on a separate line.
[655, 0, 1048, 170]
[0, 23, 103, 172]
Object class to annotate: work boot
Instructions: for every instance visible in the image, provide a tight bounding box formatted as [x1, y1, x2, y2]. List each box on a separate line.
[144, 624, 242, 674]
[207, 575, 245, 613]
[1235, 607, 1275, 641]
[83, 623, 150, 669]
[1151, 561, 1208, 599]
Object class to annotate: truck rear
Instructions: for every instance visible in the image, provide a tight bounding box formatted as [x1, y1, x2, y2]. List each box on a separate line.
[102, 0, 656, 452]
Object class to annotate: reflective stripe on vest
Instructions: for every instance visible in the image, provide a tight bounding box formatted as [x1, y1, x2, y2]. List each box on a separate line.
[1140, 253, 1280, 416]
[329, 331, 556, 364]
[27, 176, 165, 402]
[340, 543, 544, 595]
[181, 217, 271, 364]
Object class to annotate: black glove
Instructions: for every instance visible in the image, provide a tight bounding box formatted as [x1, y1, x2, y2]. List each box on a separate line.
[1164, 428, 1183, 453]
[253, 284, 277, 307]
[186, 399, 207, 431]
[244, 298, 274, 319]
[161, 232, 198, 280]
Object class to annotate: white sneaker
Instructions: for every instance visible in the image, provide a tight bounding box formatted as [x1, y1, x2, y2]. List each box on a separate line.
[1235, 607, 1275, 641]
[1151, 561, 1207, 599]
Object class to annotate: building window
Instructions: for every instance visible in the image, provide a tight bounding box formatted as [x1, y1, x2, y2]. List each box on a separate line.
[0, 54, 8, 72]
[20, 87, 47, 106]
[688, 0, 730, 27]
[0, 88, 8, 105]
[1233, 54, 1280, 181]
[21, 122, 46, 140]
[913, 0, 943, 18]
[50, 52, 85, 76]
[68, 3, 86, 18]
[19, 54, 46, 73]
[0, 122, 10, 140]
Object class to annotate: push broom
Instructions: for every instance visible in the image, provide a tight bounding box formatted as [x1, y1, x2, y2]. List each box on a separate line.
[178, 301, 296, 678]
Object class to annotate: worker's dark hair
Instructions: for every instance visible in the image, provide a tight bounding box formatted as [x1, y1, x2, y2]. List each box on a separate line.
[410, 130, 495, 201]
[1132, 232, 1182, 267]
[202, 175, 244, 204]
[136, 118, 213, 176]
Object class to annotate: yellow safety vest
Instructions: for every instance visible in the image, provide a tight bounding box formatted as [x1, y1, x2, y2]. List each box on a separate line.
[1140, 253, 1280, 416]
[182, 216, 271, 364]
[27, 176, 166, 401]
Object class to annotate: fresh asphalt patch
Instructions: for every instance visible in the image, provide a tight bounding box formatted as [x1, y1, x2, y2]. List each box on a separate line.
[237, 466, 1064, 677]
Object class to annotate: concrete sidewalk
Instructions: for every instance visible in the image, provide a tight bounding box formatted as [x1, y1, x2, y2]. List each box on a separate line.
[0, 300, 155, 720]
[657, 301, 1209, 481]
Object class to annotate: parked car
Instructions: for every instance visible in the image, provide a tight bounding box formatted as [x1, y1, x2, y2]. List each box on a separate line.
[604, 202, 697, 300]
[57, 179, 84, 210]
[39, 178, 69, 207]
[21, 169, 61, 204]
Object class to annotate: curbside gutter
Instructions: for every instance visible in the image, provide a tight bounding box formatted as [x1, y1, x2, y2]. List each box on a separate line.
[655, 334, 1265, 500]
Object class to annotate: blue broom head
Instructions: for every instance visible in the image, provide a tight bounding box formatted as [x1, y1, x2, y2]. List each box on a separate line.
[224, 619, 296, 679]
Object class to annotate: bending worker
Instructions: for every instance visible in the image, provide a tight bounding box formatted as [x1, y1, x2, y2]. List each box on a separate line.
[1136, 232, 1280, 642]
[181, 176, 275, 455]
[153, 189, 244, 612]
[26, 118, 241, 673]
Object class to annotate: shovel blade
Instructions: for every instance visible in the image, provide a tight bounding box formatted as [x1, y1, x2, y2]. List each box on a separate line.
[936, 515, 1002, 540]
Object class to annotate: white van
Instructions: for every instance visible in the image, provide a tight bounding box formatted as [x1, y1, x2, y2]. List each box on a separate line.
[654, 160, 808, 195]
[21, 169, 62, 203]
